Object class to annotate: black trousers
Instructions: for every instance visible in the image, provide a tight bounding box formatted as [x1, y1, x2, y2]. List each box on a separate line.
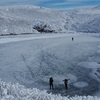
[50, 83, 53, 90]
[65, 84, 68, 90]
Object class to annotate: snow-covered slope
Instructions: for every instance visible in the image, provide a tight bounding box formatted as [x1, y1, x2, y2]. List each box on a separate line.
[66, 6, 100, 33]
[0, 5, 68, 35]
[0, 5, 100, 35]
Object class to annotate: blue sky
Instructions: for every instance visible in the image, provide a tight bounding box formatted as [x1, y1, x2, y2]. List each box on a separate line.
[0, 0, 100, 9]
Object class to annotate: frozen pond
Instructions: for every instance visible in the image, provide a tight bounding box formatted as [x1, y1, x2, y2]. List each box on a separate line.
[0, 33, 100, 96]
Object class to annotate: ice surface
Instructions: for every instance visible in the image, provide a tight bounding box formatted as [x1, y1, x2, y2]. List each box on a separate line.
[0, 33, 100, 97]
[73, 81, 89, 88]
[78, 62, 100, 69]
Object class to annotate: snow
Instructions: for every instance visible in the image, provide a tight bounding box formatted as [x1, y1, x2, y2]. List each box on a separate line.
[0, 80, 100, 100]
[0, 4, 100, 99]
[65, 6, 100, 33]
[0, 5, 100, 35]
[0, 34, 71, 44]
[0, 5, 68, 34]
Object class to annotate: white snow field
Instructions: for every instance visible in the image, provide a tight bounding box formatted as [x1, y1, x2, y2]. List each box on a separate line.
[0, 33, 100, 99]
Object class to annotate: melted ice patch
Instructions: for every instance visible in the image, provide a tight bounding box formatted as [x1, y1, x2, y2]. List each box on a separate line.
[97, 50, 100, 53]
[73, 81, 89, 88]
[98, 45, 100, 49]
[78, 62, 100, 69]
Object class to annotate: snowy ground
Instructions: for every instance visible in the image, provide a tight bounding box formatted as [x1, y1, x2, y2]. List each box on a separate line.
[0, 80, 100, 100]
[0, 33, 100, 97]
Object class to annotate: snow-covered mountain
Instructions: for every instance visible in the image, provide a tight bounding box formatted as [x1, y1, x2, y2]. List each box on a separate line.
[0, 5, 100, 35]
[0, 5, 68, 35]
[66, 6, 100, 33]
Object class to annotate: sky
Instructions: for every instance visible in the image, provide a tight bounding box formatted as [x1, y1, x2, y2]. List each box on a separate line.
[0, 0, 100, 10]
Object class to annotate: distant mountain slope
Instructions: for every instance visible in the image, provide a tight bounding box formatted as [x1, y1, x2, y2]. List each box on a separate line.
[66, 6, 100, 33]
[0, 5, 68, 35]
[0, 5, 100, 35]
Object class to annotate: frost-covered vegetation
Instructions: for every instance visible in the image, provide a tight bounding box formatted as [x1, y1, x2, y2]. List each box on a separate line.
[0, 80, 100, 100]
[33, 22, 55, 33]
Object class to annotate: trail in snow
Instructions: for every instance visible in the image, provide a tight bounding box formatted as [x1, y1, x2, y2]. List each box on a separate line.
[0, 34, 72, 44]
[0, 33, 99, 44]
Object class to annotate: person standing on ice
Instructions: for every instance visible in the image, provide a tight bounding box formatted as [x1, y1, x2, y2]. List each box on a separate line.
[72, 37, 74, 41]
[49, 77, 54, 90]
[63, 79, 70, 90]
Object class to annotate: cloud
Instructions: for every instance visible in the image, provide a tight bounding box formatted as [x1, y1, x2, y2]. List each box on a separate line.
[0, 0, 50, 6]
[51, 2, 78, 6]
[0, 0, 99, 9]
[65, 0, 84, 1]
[49, 0, 100, 8]
[52, 0, 100, 5]
[64, 0, 100, 4]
